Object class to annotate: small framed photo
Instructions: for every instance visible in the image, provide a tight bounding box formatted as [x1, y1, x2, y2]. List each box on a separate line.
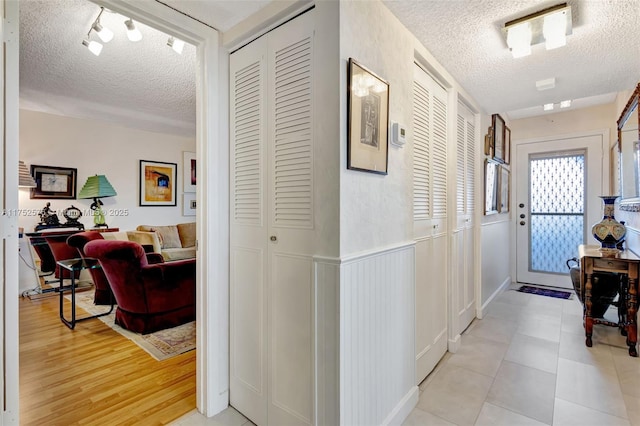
[30, 165, 77, 199]
[499, 165, 510, 213]
[183, 193, 196, 216]
[139, 160, 177, 206]
[484, 159, 499, 215]
[347, 58, 389, 175]
[183, 151, 196, 193]
[492, 113, 505, 163]
[504, 126, 511, 165]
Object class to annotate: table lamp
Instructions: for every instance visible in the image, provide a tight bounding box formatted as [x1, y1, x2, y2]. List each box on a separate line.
[78, 175, 117, 228]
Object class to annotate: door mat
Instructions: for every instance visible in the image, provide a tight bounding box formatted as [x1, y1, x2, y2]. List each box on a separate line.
[517, 285, 573, 300]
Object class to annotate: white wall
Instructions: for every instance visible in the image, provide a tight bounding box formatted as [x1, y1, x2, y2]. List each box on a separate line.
[19, 109, 196, 232]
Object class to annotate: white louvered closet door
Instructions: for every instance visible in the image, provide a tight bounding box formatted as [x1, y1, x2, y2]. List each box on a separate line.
[413, 63, 448, 384]
[230, 10, 314, 426]
[454, 101, 476, 335]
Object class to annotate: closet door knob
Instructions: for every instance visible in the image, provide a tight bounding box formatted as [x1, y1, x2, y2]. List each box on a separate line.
[270, 236, 277, 242]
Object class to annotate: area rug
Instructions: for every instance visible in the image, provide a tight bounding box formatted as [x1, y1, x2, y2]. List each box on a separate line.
[66, 290, 195, 361]
[517, 285, 573, 300]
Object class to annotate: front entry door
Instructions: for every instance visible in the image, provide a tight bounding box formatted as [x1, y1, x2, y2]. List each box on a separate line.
[515, 134, 606, 288]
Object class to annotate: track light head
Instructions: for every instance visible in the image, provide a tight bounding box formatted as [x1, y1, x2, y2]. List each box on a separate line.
[92, 21, 114, 43]
[167, 36, 185, 54]
[124, 19, 142, 42]
[82, 39, 103, 56]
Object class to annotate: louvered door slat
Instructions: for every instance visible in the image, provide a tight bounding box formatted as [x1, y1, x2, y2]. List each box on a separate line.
[432, 96, 447, 217]
[233, 59, 263, 225]
[272, 35, 313, 228]
[413, 80, 431, 220]
[456, 114, 465, 214]
[466, 121, 476, 214]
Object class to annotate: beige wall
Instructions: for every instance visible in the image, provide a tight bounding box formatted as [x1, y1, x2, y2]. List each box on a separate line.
[19, 109, 196, 232]
[509, 103, 618, 147]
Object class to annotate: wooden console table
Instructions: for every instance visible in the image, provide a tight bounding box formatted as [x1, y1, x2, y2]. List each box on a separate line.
[579, 244, 640, 357]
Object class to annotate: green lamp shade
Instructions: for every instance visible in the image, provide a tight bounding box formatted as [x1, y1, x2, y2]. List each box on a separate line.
[78, 175, 117, 199]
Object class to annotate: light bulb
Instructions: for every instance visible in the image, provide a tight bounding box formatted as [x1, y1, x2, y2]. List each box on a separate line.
[82, 39, 103, 56]
[92, 21, 114, 43]
[124, 19, 142, 42]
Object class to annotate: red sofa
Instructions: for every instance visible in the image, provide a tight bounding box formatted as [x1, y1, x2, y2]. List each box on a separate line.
[84, 239, 196, 334]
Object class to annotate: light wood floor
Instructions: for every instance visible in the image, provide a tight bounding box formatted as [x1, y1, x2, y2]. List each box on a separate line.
[19, 291, 196, 425]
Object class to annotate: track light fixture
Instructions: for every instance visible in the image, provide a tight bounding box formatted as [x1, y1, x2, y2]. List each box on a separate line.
[81, 8, 186, 57]
[167, 36, 185, 54]
[124, 19, 142, 42]
[91, 8, 113, 43]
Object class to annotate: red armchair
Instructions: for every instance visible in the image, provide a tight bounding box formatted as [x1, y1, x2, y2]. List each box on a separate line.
[83, 239, 196, 334]
[67, 231, 164, 305]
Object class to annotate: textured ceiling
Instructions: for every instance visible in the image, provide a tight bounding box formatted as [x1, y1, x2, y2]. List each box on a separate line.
[19, 0, 640, 137]
[20, 0, 201, 136]
[383, 0, 640, 119]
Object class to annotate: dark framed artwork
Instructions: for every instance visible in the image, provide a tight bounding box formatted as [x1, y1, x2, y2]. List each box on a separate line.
[30, 165, 77, 199]
[139, 160, 177, 206]
[347, 58, 389, 175]
[484, 159, 499, 215]
[183, 151, 196, 193]
[499, 165, 510, 213]
[491, 113, 505, 163]
[504, 126, 511, 165]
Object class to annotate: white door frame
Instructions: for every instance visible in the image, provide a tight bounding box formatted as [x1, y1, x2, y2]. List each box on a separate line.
[513, 130, 609, 287]
[93, 0, 229, 416]
[2, 0, 21, 422]
[4, 0, 229, 419]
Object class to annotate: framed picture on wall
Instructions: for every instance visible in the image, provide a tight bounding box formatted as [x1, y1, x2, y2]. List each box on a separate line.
[139, 160, 177, 206]
[491, 113, 505, 163]
[347, 58, 389, 175]
[504, 126, 511, 165]
[499, 165, 510, 213]
[183, 151, 196, 193]
[30, 165, 77, 199]
[183, 193, 196, 216]
[484, 159, 499, 215]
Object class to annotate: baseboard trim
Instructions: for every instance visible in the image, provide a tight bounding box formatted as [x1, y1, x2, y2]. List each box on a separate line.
[447, 334, 461, 353]
[381, 385, 419, 426]
[479, 276, 511, 318]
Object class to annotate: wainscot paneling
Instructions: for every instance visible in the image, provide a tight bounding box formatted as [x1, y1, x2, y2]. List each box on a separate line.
[339, 242, 418, 425]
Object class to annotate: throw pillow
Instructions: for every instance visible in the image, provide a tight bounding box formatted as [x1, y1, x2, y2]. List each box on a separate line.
[151, 225, 182, 249]
[177, 222, 196, 248]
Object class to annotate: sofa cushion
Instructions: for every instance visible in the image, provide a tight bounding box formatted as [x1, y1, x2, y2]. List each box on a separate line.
[162, 247, 197, 262]
[177, 222, 196, 248]
[140, 225, 181, 249]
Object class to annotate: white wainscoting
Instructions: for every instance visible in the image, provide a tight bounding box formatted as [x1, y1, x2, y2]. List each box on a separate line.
[337, 242, 417, 425]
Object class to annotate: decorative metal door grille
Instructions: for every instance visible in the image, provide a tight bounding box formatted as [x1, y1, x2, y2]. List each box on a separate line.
[530, 153, 585, 274]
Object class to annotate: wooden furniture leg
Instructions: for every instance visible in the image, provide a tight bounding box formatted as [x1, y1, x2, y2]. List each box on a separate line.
[585, 272, 593, 347]
[627, 276, 638, 357]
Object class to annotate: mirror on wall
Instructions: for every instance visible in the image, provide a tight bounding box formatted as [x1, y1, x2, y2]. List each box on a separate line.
[618, 83, 640, 210]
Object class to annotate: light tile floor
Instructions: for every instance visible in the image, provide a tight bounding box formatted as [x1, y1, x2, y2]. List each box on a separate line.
[172, 285, 640, 426]
[405, 285, 640, 426]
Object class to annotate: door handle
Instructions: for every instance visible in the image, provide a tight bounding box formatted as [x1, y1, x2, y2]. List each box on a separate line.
[270, 236, 277, 242]
[520, 221, 526, 226]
